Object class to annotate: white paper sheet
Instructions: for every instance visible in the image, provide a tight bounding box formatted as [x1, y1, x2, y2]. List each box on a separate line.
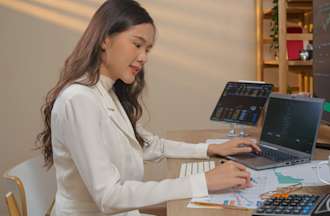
[188, 160, 330, 209]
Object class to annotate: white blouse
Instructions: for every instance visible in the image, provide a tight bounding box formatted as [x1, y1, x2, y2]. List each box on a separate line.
[51, 75, 209, 216]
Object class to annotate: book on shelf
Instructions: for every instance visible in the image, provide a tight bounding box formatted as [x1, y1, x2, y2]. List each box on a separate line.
[287, 27, 304, 60]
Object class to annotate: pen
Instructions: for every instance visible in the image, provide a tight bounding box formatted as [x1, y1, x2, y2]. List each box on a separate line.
[191, 201, 223, 209]
[191, 201, 250, 211]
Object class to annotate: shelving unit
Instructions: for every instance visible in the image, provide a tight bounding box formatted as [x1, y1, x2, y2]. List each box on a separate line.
[256, 0, 313, 93]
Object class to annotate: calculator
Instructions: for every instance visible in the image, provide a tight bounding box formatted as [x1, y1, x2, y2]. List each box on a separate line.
[252, 194, 327, 216]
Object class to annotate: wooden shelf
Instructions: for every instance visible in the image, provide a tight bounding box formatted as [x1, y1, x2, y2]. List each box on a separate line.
[287, 0, 312, 2]
[263, 37, 272, 43]
[263, 33, 312, 44]
[263, 1, 312, 19]
[263, 8, 273, 19]
[263, 60, 279, 66]
[287, 0, 312, 9]
[287, 33, 313, 40]
[272, 86, 300, 92]
[264, 60, 312, 67]
[256, 0, 313, 93]
[288, 60, 313, 66]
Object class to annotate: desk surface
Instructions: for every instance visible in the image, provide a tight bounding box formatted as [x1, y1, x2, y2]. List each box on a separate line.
[165, 126, 330, 216]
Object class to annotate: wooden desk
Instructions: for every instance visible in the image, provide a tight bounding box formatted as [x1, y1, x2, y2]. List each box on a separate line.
[318, 124, 330, 146]
[165, 127, 330, 216]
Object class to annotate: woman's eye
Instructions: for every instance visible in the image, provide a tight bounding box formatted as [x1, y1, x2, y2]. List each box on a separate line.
[134, 43, 141, 48]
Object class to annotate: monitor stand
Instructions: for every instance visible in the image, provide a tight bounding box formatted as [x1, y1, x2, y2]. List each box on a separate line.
[226, 123, 249, 137]
[239, 125, 249, 137]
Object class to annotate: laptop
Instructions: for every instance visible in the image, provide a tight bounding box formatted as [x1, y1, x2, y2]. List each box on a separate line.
[227, 93, 324, 170]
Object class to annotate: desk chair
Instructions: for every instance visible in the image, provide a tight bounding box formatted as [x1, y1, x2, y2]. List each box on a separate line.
[3, 155, 56, 216]
[5, 192, 20, 216]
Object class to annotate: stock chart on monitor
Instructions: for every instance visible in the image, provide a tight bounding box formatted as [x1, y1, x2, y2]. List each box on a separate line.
[211, 82, 273, 126]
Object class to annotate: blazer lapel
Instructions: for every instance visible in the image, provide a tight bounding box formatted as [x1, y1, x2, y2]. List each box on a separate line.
[95, 82, 141, 150]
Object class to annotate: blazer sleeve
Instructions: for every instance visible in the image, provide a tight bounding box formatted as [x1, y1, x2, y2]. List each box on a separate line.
[137, 124, 210, 161]
[59, 94, 208, 214]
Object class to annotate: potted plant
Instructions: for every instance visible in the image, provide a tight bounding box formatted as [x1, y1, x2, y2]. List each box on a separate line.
[270, 0, 279, 58]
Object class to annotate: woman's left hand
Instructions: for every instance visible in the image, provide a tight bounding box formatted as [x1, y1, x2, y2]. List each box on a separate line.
[207, 138, 261, 157]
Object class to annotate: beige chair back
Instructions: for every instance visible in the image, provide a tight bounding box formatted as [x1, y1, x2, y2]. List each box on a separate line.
[4, 155, 56, 216]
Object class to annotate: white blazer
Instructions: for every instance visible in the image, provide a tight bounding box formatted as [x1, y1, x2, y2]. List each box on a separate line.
[51, 75, 209, 216]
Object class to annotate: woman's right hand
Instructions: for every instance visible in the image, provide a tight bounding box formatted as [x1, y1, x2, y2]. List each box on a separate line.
[205, 161, 251, 192]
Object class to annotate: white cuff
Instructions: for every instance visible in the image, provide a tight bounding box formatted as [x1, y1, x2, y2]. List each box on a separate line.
[194, 143, 210, 159]
[189, 173, 208, 198]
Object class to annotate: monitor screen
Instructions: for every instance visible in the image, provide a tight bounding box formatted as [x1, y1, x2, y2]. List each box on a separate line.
[313, 0, 330, 125]
[210, 82, 273, 125]
[260, 95, 324, 154]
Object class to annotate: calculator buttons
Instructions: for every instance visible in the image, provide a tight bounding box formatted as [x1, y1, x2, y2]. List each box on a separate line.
[252, 194, 323, 216]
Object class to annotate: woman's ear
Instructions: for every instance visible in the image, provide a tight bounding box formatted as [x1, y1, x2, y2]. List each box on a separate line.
[101, 36, 111, 51]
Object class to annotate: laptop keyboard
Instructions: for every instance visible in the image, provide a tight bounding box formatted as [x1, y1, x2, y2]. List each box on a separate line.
[179, 161, 215, 177]
[256, 146, 299, 162]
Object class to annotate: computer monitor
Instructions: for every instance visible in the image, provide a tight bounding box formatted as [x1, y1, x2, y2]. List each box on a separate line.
[313, 0, 330, 126]
[312, 0, 330, 148]
[210, 81, 273, 136]
[313, 76, 330, 126]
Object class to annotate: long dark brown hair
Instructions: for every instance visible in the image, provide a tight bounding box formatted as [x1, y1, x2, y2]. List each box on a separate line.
[36, 0, 154, 168]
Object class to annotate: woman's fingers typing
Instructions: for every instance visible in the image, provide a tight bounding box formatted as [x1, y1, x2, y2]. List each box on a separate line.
[237, 138, 261, 152]
[210, 138, 261, 157]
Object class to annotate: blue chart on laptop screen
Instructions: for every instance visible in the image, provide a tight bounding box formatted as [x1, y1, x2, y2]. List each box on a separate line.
[210, 82, 273, 125]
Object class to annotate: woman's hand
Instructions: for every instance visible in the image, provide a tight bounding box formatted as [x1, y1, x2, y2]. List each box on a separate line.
[207, 138, 261, 157]
[205, 161, 251, 192]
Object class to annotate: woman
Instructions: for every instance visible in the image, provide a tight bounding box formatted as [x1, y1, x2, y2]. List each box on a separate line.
[37, 0, 260, 215]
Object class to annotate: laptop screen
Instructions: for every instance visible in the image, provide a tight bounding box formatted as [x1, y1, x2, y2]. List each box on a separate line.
[260, 95, 324, 154]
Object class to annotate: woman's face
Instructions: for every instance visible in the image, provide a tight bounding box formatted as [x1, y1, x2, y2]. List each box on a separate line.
[100, 23, 155, 84]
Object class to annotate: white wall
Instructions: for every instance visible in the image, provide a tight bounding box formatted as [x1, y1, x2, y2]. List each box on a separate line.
[140, 0, 256, 134]
[0, 0, 256, 214]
